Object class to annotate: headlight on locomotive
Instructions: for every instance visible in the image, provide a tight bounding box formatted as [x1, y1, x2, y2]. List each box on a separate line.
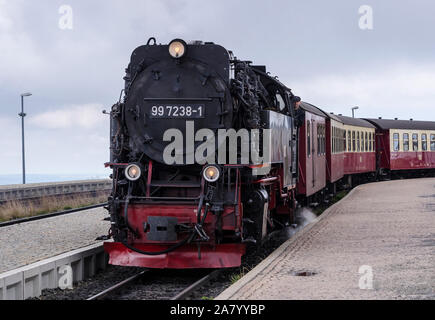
[125, 164, 142, 181]
[203, 165, 220, 183]
[168, 39, 187, 58]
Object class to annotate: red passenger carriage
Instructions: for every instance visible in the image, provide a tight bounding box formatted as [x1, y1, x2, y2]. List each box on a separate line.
[297, 102, 327, 202]
[365, 118, 435, 175]
[335, 115, 376, 184]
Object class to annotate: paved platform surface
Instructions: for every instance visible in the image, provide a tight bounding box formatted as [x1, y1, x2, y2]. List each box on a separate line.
[0, 208, 109, 273]
[217, 178, 435, 300]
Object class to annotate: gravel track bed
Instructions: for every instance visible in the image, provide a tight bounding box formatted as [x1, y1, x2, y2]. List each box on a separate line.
[35, 265, 143, 300]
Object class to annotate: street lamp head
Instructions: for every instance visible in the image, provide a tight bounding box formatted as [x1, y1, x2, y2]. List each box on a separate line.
[21, 92, 32, 97]
[351, 106, 359, 118]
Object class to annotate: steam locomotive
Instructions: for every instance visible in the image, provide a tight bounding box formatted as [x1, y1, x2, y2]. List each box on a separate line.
[104, 38, 299, 268]
[104, 38, 435, 269]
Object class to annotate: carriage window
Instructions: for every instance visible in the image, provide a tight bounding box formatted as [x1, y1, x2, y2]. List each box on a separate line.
[320, 125, 323, 155]
[348, 130, 351, 151]
[369, 132, 372, 151]
[339, 128, 341, 152]
[357, 132, 360, 151]
[431, 134, 435, 151]
[393, 133, 400, 151]
[372, 132, 375, 151]
[361, 132, 364, 151]
[361, 132, 365, 152]
[324, 126, 327, 154]
[340, 129, 343, 152]
[365, 132, 368, 152]
[331, 127, 335, 153]
[307, 121, 311, 157]
[403, 133, 409, 151]
[322, 125, 326, 155]
[343, 130, 346, 152]
[412, 133, 418, 151]
[352, 131, 356, 152]
[422, 134, 427, 151]
[318, 125, 321, 155]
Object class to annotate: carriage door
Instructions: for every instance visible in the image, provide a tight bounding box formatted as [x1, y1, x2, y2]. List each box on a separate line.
[311, 119, 316, 187]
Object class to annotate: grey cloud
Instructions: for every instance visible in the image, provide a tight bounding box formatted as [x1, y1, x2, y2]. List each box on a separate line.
[0, 0, 434, 175]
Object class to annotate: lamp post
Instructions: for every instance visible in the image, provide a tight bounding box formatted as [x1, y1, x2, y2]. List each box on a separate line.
[352, 106, 359, 118]
[19, 92, 32, 184]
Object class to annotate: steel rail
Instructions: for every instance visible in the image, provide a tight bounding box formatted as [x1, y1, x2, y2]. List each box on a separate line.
[86, 270, 149, 300]
[171, 270, 221, 300]
[0, 202, 108, 228]
[86, 269, 219, 301]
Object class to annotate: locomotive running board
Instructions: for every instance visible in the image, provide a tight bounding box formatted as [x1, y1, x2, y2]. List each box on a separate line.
[104, 242, 245, 269]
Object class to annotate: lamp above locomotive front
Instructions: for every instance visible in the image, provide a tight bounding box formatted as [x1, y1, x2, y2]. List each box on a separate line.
[168, 39, 187, 58]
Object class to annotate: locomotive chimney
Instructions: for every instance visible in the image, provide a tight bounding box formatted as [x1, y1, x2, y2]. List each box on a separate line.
[378, 117, 382, 119]
[394, 118, 398, 120]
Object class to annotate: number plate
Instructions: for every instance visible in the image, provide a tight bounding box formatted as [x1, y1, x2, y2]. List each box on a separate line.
[149, 104, 205, 118]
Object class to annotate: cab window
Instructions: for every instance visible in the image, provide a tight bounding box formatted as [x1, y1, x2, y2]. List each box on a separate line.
[275, 92, 286, 112]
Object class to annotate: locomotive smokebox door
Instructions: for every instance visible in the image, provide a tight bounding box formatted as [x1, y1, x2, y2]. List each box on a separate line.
[146, 216, 178, 241]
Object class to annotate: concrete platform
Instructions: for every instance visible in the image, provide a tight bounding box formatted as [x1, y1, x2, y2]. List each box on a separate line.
[216, 178, 435, 300]
[0, 179, 111, 201]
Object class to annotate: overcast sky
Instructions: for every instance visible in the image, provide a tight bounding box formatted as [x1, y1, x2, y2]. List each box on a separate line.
[1, 0, 434, 179]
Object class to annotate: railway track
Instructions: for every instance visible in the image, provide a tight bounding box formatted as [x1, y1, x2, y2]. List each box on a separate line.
[87, 269, 221, 300]
[0, 202, 108, 228]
